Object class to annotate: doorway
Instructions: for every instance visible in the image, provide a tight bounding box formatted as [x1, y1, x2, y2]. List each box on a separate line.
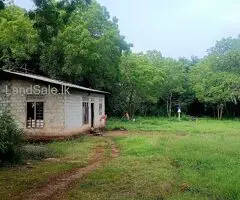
[91, 103, 94, 128]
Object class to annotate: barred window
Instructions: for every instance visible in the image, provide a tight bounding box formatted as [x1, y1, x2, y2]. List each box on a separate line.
[99, 103, 103, 116]
[82, 102, 89, 124]
[27, 102, 44, 128]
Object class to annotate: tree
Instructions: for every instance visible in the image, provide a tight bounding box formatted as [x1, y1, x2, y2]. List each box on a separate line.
[119, 53, 163, 118]
[146, 50, 163, 64]
[208, 36, 240, 56]
[190, 57, 240, 119]
[178, 56, 199, 113]
[40, 2, 130, 90]
[0, 0, 13, 10]
[157, 59, 185, 117]
[213, 50, 240, 74]
[29, 0, 91, 43]
[0, 6, 38, 70]
[24, 0, 92, 73]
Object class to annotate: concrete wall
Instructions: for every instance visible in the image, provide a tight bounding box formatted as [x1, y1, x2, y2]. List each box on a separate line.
[0, 76, 106, 139]
[64, 91, 105, 133]
[43, 93, 65, 135]
[64, 93, 83, 130]
[8, 79, 65, 136]
[89, 93, 105, 128]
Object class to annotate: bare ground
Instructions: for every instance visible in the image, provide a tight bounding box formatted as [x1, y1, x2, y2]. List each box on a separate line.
[20, 139, 119, 200]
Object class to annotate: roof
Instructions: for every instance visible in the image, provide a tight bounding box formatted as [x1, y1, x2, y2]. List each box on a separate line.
[2, 70, 109, 94]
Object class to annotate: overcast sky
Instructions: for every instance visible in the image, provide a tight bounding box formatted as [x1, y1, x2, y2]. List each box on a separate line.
[14, 0, 240, 58]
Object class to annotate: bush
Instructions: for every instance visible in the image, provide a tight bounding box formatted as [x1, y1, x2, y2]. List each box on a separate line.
[0, 111, 24, 164]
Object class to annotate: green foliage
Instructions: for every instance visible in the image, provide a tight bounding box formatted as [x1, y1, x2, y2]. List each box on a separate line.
[0, 6, 38, 69]
[0, 0, 13, 10]
[0, 111, 24, 164]
[208, 36, 240, 55]
[39, 1, 130, 90]
[0, 1, 5, 10]
[157, 58, 186, 116]
[29, 0, 91, 43]
[190, 51, 240, 119]
[116, 53, 163, 117]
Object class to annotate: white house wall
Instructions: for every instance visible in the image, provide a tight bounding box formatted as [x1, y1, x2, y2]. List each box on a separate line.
[64, 94, 83, 130]
[89, 94, 105, 128]
[0, 76, 106, 139]
[64, 92, 105, 131]
[9, 79, 65, 137]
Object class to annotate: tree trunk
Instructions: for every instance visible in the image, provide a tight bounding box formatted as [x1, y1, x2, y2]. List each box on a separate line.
[219, 104, 224, 120]
[166, 100, 169, 117]
[128, 89, 137, 119]
[167, 93, 172, 117]
[132, 102, 136, 119]
[128, 89, 134, 119]
[217, 104, 224, 120]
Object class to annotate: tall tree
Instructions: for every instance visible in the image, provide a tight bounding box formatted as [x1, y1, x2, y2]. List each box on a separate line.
[190, 57, 240, 119]
[29, 0, 91, 43]
[208, 36, 240, 56]
[157, 58, 185, 117]
[118, 53, 163, 118]
[25, 0, 91, 73]
[0, 6, 38, 70]
[40, 2, 130, 90]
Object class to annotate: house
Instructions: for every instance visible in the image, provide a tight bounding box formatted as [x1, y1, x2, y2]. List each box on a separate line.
[0, 70, 108, 140]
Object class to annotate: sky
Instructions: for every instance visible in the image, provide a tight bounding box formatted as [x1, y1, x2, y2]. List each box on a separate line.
[14, 0, 240, 59]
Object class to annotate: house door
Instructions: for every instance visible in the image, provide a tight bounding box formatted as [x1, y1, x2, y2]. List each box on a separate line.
[91, 103, 94, 128]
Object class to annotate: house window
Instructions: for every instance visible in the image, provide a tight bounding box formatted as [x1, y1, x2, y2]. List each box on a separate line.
[82, 102, 89, 124]
[27, 102, 44, 128]
[99, 103, 103, 116]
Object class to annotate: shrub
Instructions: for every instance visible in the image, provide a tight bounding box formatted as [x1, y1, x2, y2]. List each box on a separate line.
[0, 111, 24, 164]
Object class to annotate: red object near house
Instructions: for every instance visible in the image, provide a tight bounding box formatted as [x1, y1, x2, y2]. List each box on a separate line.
[100, 115, 107, 126]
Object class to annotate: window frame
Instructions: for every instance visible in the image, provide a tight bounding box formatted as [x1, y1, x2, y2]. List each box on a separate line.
[26, 100, 45, 129]
[99, 103, 103, 116]
[82, 101, 89, 125]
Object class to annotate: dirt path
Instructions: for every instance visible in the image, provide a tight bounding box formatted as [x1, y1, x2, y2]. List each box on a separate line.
[24, 141, 119, 200]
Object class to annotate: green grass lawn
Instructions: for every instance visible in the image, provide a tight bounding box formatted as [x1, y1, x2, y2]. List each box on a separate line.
[107, 117, 240, 135]
[0, 117, 240, 200]
[66, 118, 240, 200]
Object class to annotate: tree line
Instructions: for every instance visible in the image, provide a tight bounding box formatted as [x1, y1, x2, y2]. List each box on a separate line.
[0, 0, 240, 119]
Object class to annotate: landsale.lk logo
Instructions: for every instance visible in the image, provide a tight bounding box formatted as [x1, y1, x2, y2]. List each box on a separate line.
[5, 84, 70, 96]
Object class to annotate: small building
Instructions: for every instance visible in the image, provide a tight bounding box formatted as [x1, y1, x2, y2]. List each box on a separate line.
[0, 70, 108, 140]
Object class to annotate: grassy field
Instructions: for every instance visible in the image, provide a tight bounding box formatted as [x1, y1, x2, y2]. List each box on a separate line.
[107, 117, 240, 135]
[66, 118, 240, 200]
[0, 117, 240, 200]
[0, 137, 111, 200]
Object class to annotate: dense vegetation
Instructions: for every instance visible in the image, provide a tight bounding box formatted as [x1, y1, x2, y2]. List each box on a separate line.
[0, 111, 23, 164]
[0, 0, 240, 118]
